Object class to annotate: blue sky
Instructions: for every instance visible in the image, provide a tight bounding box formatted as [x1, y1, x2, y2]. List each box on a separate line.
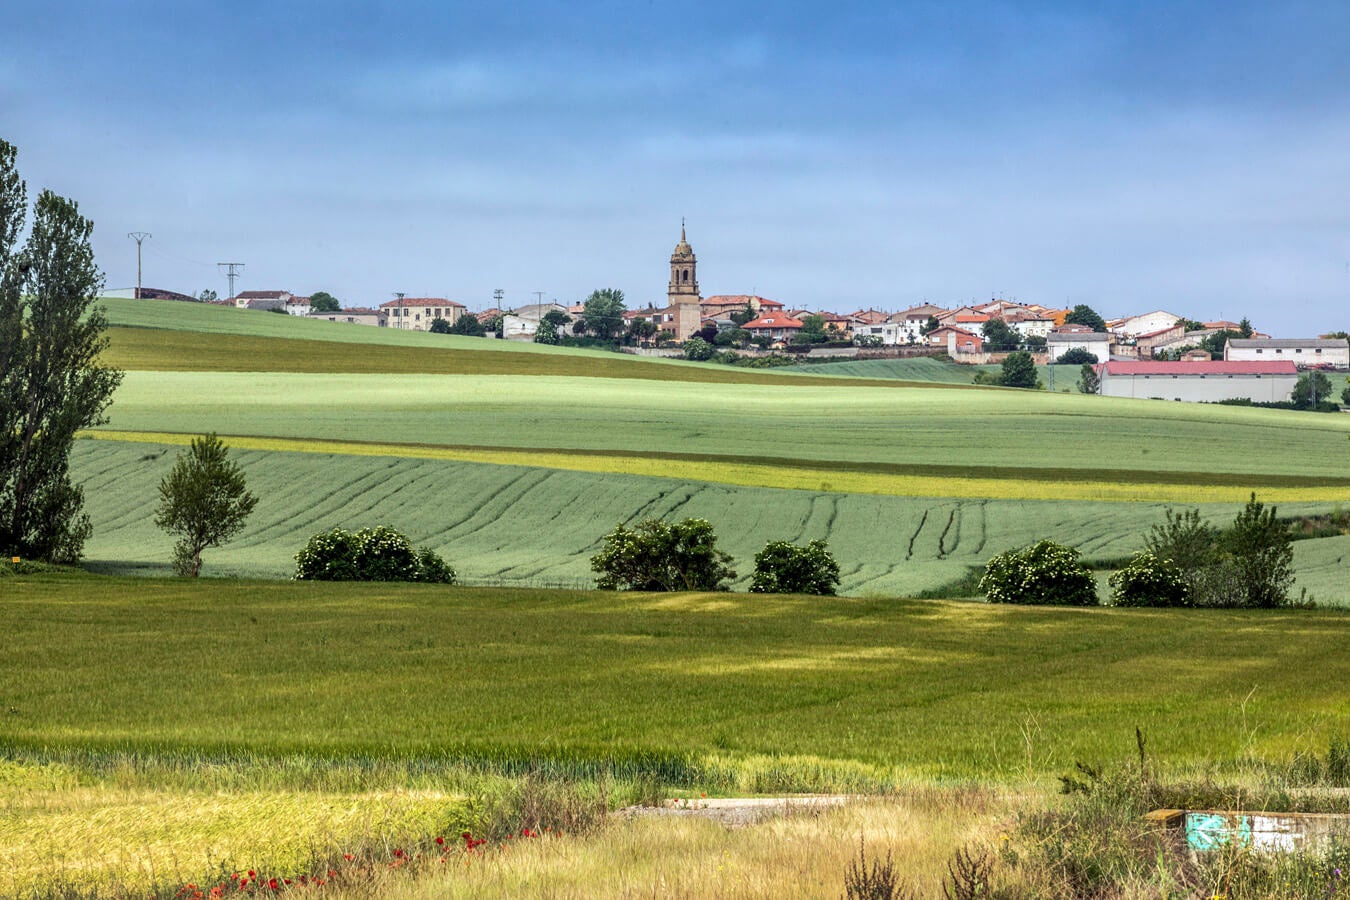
[3, 1, 1348, 332]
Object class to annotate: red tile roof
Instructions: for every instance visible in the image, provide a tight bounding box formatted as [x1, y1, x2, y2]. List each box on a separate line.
[378, 297, 467, 309]
[1101, 361, 1297, 376]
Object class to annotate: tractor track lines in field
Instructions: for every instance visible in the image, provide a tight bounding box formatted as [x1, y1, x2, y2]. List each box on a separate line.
[936, 508, 958, 559]
[439, 469, 559, 542]
[906, 510, 929, 560]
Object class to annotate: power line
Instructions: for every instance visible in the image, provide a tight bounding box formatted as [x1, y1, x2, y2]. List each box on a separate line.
[217, 262, 245, 300]
[127, 232, 151, 297]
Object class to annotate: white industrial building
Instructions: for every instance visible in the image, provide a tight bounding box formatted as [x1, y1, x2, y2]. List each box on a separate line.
[1224, 338, 1349, 369]
[1096, 360, 1299, 403]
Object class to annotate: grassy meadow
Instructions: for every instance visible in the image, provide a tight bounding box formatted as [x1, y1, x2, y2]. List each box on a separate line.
[3, 573, 1349, 896]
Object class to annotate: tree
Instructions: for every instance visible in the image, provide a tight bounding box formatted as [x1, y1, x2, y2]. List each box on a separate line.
[1023, 334, 1047, 351]
[750, 539, 840, 595]
[1291, 371, 1333, 410]
[428, 318, 452, 334]
[1342, 384, 1350, 407]
[800, 314, 829, 343]
[921, 315, 940, 336]
[683, 336, 714, 361]
[533, 318, 560, 345]
[627, 317, 657, 343]
[155, 433, 258, 577]
[1181, 319, 1205, 332]
[449, 312, 486, 336]
[542, 309, 571, 329]
[1237, 317, 1254, 339]
[590, 518, 736, 591]
[998, 351, 1040, 388]
[0, 139, 124, 562]
[197, 289, 218, 303]
[581, 288, 626, 337]
[1200, 329, 1239, 359]
[308, 290, 340, 312]
[980, 318, 1019, 352]
[729, 303, 756, 327]
[1076, 363, 1100, 394]
[979, 540, 1097, 606]
[1056, 347, 1098, 366]
[1063, 304, 1107, 333]
[1224, 493, 1293, 608]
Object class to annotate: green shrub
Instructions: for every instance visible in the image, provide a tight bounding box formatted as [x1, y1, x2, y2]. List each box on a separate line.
[749, 539, 840, 595]
[590, 518, 735, 591]
[1107, 551, 1190, 607]
[682, 336, 714, 361]
[979, 540, 1097, 606]
[294, 526, 456, 583]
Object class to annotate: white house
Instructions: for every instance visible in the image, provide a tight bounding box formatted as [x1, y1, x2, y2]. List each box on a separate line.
[1224, 338, 1350, 369]
[232, 290, 296, 311]
[502, 302, 571, 340]
[1110, 310, 1183, 338]
[1097, 360, 1299, 403]
[378, 297, 467, 331]
[1047, 330, 1112, 362]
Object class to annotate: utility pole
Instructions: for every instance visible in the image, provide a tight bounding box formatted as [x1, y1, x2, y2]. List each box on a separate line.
[394, 292, 406, 330]
[127, 232, 151, 297]
[217, 262, 245, 301]
[493, 288, 504, 308]
[533, 291, 544, 307]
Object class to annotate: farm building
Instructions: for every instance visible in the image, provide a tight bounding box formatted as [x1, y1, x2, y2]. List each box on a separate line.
[379, 297, 467, 331]
[1096, 360, 1299, 403]
[1047, 329, 1111, 362]
[310, 307, 385, 327]
[1224, 338, 1349, 369]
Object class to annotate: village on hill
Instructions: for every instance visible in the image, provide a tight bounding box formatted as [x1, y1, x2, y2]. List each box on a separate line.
[115, 223, 1349, 406]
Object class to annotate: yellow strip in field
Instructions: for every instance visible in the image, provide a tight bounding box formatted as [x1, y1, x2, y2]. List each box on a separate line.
[81, 430, 1350, 503]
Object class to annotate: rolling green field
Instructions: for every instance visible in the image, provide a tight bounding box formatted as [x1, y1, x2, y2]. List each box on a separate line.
[66, 299, 1350, 602]
[7, 574, 1348, 777]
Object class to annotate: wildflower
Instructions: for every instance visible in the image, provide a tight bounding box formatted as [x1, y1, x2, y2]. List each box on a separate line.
[435, 836, 445, 845]
[343, 854, 354, 861]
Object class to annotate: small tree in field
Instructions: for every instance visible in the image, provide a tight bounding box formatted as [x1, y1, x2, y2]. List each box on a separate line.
[155, 433, 258, 577]
[1077, 363, 1100, 394]
[998, 351, 1041, 388]
[750, 539, 840, 595]
[979, 540, 1097, 605]
[1224, 493, 1294, 608]
[683, 335, 714, 361]
[591, 518, 735, 591]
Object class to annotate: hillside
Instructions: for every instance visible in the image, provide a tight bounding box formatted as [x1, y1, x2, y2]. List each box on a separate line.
[73, 297, 1350, 602]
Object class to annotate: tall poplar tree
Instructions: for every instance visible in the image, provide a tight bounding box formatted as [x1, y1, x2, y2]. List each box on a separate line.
[0, 138, 123, 562]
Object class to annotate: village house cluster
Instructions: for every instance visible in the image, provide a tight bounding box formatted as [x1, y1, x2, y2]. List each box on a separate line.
[136, 224, 1347, 405]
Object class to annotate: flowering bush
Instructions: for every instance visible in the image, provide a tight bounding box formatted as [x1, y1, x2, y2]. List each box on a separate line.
[979, 540, 1098, 606]
[749, 539, 840, 595]
[1107, 550, 1190, 607]
[294, 526, 456, 583]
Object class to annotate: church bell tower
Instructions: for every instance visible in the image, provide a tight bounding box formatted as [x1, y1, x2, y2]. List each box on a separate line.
[668, 220, 700, 306]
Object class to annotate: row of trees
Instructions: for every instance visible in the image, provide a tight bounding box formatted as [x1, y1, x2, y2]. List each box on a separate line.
[979, 495, 1298, 608]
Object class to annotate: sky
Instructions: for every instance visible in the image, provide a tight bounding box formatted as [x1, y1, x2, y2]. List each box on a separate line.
[3, 1, 1349, 333]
